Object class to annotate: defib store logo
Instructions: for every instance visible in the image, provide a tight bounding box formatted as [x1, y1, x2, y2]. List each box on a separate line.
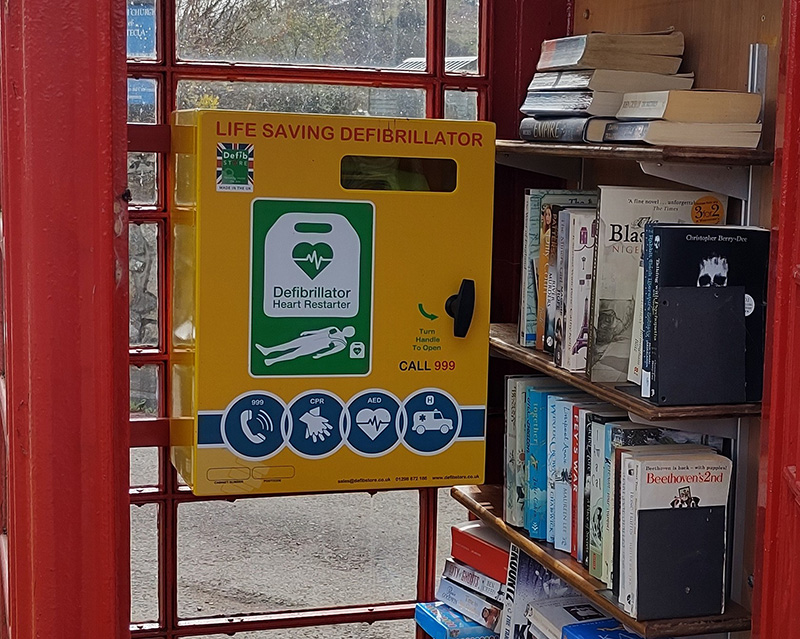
[250, 200, 374, 377]
[216, 142, 254, 192]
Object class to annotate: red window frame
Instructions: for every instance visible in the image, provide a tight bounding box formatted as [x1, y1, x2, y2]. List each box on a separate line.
[128, 0, 492, 636]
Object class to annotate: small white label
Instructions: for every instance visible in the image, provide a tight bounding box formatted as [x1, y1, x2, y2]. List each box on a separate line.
[744, 294, 755, 317]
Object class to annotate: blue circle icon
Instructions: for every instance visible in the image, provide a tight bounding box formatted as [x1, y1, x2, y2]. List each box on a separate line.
[401, 389, 461, 454]
[287, 391, 345, 458]
[345, 390, 401, 457]
[222, 392, 286, 461]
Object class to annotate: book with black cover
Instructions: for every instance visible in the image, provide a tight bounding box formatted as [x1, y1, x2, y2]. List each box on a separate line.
[642, 224, 769, 403]
[519, 117, 613, 143]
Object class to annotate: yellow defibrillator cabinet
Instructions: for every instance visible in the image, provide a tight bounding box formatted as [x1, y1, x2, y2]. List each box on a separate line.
[170, 110, 495, 495]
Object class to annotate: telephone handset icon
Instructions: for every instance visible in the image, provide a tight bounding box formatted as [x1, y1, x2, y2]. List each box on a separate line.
[240, 409, 273, 444]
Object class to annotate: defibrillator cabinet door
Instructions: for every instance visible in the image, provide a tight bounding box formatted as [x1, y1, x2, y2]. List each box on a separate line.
[171, 110, 496, 496]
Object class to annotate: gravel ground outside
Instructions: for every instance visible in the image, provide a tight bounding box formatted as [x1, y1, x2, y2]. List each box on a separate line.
[130, 448, 467, 638]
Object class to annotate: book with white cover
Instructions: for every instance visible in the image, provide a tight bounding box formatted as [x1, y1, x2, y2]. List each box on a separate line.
[625, 453, 732, 619]
[437, 578, 503, 631]
[587, 187, 728, 383]
[443, 558, 505, 603]
[563, 211, 596, 372]
[627, 259, 645, 384]
[526, 594, 609, 639]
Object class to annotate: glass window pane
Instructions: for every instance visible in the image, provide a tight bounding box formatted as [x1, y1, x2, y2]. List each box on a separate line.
[128, 152, 158, 206]
[128, 78, 158, 124]
[127, 0, 157, 60]
[184, 620, 416, 639]
[177, 492, 419, 617]
[131, 447, 160, 488]
[176, 0, 425, 69]
[176, 81, 425, 119]
[445, 89, 478, 120]
[446, 0, 479, 74]
[131, 503, 159, 624]
[130, 364, 159, 416]
[129, 224, 160, 348]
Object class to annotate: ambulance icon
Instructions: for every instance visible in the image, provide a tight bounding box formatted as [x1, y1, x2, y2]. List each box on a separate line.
[412, 409, 454, 435]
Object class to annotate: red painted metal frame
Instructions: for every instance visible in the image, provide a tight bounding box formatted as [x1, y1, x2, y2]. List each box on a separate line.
[753, 0, 800, 631]
[0, 0, 131, 638]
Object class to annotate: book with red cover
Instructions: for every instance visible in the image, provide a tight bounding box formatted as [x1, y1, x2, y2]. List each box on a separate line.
[451, 521, 511, 584]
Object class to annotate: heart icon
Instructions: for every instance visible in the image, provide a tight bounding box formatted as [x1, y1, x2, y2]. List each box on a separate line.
[292, 242, 334, 280]
[355, 408, 391, 441]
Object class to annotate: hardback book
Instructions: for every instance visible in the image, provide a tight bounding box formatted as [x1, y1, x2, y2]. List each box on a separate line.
[527, 69, 694, 93]
[587, 186, 728, 383]
[624, 452, 732, 619]
[499, 545, 574, 639]
[415, 601, 501, 639]
[615, 89, 762, 123]
[443, 558, 506, 603]
[586, 410, 626, 580]
[520, 91, 625, 117]
[519, 190, 541, 346]
[602, 425, 726, 590]
[536, 32, 684, 74]
[561, 619, 645, 639]
[451, 521, 511, 585]
[526, 594, 609, 639]
[519, 117, 614, 144]
[641, 224, 770, 404]
[602, 120, 763, 148]
[437, 578, 503, 632]
[627, 258, 645, 384]
[562, 211, 596, 372]
[524, 379, 576, 538]
[536, 192, 599, 351]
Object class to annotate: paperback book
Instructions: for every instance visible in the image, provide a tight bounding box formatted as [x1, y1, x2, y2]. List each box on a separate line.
[562, 211, 596, 372]
[437, 578, 503, 632]
[451, 521, 511, 585]
[527, 69, 694, 93]
[415, 602, 500, 639]
[443, 558, 505, 603]
[587, 186, 728, 383]
[526, 594, 609, 639]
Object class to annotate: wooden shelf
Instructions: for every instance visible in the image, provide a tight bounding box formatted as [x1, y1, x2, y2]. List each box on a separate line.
[450, 484, 752, 638]
[490, 323, 761, 421]
[496, 139, 774, 166]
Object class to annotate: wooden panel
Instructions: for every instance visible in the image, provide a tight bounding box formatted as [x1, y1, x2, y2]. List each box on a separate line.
[571, 0, 783, 147]
[450, 485, 753, 638]
[489, 323, 762, 420]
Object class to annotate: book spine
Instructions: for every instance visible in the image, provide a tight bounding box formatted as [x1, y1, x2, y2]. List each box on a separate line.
[588, 420, 606, 579]
[570, 406, 581, 559]
[563, 217, 578, 370]
[535, 204, 551, 351]
[512, 380, 530, 527]
[443, 558, 505, 602]
[650, 226, 663, 402]
[586, 208, 601, 379]
[543, 208, 561, 355]
[524, 196, 543, 347]
[546, 396, 558, 543]
[499, 545, 519, 639]
[554, 212, 571, 366]
[619, 455, 637, 614]
[581, 415, 593, 568]
[526, 391, 547, 539]
[451, 526, 510, 585]
[519, 117, 588, 143]
[601, 423, 614, 584]
[640, 224, 655, 398]
[616, 94, 669, 120]
[627, 259, 644, 384]
[555, 401, 572, 552]
[436, 579, 502, 632]
[504, 378, 517, 523]
[602, 120, 652, 142]
[518, 191, 531, 345]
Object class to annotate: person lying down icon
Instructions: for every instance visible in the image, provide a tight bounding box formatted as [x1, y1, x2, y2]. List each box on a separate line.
[255, 326, 355, 366]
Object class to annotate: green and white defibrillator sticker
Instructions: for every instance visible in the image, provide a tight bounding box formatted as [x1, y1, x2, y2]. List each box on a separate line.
[250, 199, 374, 377]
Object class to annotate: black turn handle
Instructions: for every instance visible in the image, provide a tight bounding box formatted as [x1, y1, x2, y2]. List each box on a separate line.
[445, 279, 475, 338]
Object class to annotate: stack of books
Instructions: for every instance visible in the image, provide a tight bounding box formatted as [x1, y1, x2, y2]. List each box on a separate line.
[418, 521, 509, 637]
[519, 31, 693, 143]
[501, 378, 734, 620]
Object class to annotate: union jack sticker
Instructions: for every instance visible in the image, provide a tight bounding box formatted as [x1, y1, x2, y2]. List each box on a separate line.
[216, 143, 254, 192]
